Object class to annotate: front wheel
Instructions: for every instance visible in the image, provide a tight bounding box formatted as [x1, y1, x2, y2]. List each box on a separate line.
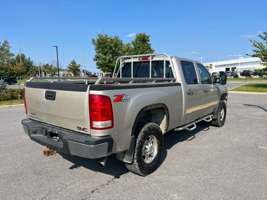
[125, 123, 164, 176]
[211, 101, 227, 127]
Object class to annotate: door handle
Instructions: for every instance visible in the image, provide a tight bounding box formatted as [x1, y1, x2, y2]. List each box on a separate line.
[187, 89, 194, 96]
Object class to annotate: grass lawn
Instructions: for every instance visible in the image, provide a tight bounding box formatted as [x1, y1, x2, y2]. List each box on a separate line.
[17, 78, 28, 85]
[231, 83, 267, 93]
[0, 99, 23, 106]
[228, 77, 267, 83]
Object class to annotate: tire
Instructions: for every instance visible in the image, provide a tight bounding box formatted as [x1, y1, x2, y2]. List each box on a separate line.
[125, 123, 164, 176]
[211, 101, 227, 127]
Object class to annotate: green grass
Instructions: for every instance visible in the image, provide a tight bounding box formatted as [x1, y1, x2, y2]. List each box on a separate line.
[228, 77, 267, 83]
[17, 78, 28, 85]
[0, 99, 23, 106]
[231, 83, 267, 93]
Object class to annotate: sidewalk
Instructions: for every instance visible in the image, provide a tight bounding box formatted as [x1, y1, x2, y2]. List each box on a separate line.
[0, 104, 23, 109]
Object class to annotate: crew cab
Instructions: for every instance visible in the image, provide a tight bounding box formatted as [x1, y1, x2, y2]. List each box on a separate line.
[22, 54, 227, 176]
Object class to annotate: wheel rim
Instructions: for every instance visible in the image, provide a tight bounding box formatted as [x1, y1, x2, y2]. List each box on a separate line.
[220, 107, 225, 122]
[142, 135, 159, 164]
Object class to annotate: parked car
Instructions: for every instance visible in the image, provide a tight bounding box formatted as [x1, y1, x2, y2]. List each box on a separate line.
[0, 76, 18, 85]
[241, 70, 254, 77]
[225, 71, 232, 77]
[22, 54, 228, 176]
[231, 71, 239, 78]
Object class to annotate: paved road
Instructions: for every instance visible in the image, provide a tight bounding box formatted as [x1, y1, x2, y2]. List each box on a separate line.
[0, 94, 267, 200]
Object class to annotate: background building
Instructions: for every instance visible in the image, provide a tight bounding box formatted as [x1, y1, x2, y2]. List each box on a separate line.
[204, 57, 264, 73]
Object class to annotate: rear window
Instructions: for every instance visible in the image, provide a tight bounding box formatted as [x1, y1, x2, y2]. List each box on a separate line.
[121, 61, 174, 78]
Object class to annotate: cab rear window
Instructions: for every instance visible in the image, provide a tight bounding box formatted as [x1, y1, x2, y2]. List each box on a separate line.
[121, 61, 174, 78]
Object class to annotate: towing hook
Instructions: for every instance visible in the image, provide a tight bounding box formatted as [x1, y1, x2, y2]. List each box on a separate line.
[43, 146, 56, 157]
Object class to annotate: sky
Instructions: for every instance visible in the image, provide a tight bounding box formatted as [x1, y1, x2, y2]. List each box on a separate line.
[0, 0, 266, 72]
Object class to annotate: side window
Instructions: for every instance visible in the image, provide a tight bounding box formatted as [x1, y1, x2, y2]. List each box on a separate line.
[197, 63, 212, 84]
[181, 61, 198, 84]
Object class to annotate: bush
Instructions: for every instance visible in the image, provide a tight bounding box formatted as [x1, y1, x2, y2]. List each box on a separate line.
[0, 88, 24, 101]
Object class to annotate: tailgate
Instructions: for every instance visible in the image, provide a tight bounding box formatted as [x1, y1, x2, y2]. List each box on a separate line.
[25, 82, 89, 133]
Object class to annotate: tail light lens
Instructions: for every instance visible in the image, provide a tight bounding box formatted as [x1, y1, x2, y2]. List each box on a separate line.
[23, 88, 28, 114]
[89, 94, 113, 130]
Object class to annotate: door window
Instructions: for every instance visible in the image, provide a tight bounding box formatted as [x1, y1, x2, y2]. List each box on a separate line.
[181, 61, 198, 84]
[197, 63, 212, 84]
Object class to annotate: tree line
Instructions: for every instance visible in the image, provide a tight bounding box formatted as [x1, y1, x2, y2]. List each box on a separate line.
[0, 41, 82, 78]
[0, 32, 266, 78]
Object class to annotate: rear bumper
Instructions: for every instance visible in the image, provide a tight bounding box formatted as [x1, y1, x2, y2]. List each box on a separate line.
[21, 119, 113, 159]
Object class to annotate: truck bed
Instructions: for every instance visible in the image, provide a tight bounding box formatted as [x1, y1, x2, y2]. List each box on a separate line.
[25, 77, 177, 134]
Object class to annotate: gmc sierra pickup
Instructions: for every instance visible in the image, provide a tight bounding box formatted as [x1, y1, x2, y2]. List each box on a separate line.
[22, 54, 228, 176]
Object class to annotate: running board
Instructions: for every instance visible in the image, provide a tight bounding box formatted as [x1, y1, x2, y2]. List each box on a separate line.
[175, 115, 213, 132]
[204, 116, 213, 122]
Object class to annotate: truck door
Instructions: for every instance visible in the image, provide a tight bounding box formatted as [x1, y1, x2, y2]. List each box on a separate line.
[180, 60, 203, 123]
[196, 63, 218, 116]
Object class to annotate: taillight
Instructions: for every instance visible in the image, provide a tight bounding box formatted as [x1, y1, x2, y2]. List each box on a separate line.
[23, 88, 28, 114]
[89, 94, 113, 130]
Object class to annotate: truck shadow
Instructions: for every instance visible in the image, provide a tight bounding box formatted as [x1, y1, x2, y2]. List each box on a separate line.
[60, 153, 127, 178]
[165, 121, 210, 150]
[60, 122, 210, 178]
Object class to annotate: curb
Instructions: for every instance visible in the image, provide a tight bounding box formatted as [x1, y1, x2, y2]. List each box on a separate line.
[0, 104, 24, 109]
[229, 91, 267, 95]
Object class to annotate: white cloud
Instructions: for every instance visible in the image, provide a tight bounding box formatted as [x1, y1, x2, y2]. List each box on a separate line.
[126, 33, 136, 38]
[190, 51, 200, 55]
[183, 51, 200, 56]
[240, 34, 255, 39]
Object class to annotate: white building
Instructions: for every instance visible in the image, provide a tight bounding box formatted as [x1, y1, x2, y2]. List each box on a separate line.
[204, 57, 264, 73]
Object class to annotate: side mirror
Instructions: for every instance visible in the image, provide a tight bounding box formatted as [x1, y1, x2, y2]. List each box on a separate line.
[211, 73, 220, 84]
[219, 72, 227, 85]
[212, 72, 227, 85]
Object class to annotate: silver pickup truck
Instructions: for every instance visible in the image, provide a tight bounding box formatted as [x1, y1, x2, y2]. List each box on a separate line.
[22, 54, 227, 176]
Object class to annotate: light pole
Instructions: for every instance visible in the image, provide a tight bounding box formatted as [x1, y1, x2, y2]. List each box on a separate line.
[52, 45, 60, 76]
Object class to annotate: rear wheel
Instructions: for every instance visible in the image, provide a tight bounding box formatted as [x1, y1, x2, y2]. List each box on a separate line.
[125, 123, 164, 176]
[211, 101, 227, 127]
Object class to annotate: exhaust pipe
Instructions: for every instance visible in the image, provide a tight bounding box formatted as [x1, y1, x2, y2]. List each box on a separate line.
[98, 157, 108, 167]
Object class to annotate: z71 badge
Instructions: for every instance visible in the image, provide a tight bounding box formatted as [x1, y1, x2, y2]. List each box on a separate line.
[113, 94, 130, 103]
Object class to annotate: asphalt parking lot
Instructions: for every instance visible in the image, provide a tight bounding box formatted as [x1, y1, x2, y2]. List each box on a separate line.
[0, 93, 267, 200]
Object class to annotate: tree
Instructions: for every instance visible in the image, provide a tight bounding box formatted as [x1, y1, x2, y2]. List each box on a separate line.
[10, 53, 35, 77]
[92, 34, 124, 73]
[92, 33, 154, 73]
[41, 64, 57, 76]
[249, 32, 267, 64]
[68, 60, 81, 76]
[130, 33, 154, 55]
[0, 40, 14, 77]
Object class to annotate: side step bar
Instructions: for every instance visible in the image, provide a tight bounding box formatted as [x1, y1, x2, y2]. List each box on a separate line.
[175, 115, 213, 132]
